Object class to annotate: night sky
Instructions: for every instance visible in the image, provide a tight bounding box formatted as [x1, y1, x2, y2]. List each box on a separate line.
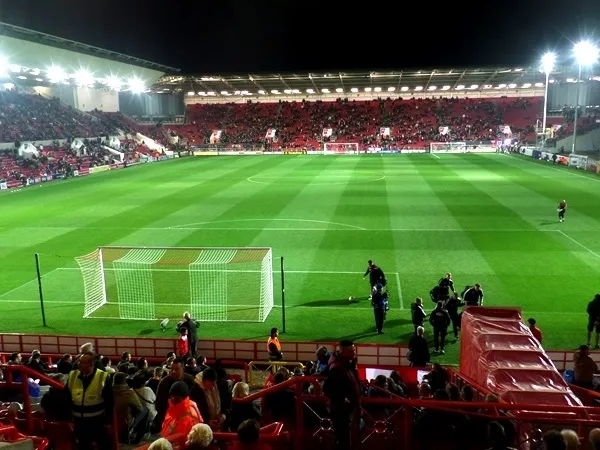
[1, 0, 599, 74]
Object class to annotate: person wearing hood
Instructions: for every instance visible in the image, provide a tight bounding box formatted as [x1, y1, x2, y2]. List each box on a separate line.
[191, 367, 231, 431]
[161, 381, 202, 437]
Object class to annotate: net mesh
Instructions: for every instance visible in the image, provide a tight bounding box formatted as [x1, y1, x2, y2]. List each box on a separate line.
[77, 247, 274, 322]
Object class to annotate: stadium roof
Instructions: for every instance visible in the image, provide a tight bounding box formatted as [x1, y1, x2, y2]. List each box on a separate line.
[154, 66, 600, 97]
[0, 22, 175, 91]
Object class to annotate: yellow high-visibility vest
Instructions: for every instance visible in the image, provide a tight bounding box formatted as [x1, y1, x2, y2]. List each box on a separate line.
[68, 369, 109, 419]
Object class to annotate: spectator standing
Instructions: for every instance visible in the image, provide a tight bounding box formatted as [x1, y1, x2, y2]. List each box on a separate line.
[154, 360, 195, 430]
[323, 340, 360, 450]
[230, 382, 261, 432]
[408, 326, 430, 367]
[528, 318, 543, 345]
[184, 312, 199, 357]
[191, 367, 230, 431]
[573, 345, 598, 389]
[66, 352, 113, 450]
[230, 419, 271, 450]
[113, 372, 148, 444]
[40, 374, 71, 421]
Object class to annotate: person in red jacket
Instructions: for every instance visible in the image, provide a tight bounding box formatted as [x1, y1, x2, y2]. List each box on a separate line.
[527, 318, 543, 345]
[178, 328, 189, 358]
[161, 381, 203, 437]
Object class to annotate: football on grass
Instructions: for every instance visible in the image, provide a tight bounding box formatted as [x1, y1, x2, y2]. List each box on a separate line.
[348, 296, 355, 302]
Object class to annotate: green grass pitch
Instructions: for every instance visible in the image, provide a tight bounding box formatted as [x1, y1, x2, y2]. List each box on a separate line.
[1, 153, 600, 363]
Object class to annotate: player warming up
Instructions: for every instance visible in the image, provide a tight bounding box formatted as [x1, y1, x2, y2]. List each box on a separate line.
[363, 260, 386, 300]
[557, 199, 567, 223]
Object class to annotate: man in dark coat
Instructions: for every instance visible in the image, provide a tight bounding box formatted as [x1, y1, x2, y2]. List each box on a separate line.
[183, 312, 198, 358]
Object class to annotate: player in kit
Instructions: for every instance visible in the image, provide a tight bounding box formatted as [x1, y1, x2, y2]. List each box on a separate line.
[557, 200, 567, 223]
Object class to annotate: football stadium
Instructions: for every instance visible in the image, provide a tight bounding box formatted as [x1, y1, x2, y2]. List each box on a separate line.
[2, 17, 600, 450]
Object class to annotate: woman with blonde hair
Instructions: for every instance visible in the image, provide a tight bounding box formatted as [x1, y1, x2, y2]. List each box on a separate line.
[230, 382, 261, 432]
[186, 423, 216, 449]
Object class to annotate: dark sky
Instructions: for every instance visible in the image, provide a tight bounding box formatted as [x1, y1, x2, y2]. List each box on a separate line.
[1, 0, 599, 74]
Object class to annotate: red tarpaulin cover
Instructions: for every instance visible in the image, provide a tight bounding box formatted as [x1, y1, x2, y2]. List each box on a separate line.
[460, 307, 582, 406]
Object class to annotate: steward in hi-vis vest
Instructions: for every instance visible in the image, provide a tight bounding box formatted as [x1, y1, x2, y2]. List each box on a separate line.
[66, 352, 113, 450]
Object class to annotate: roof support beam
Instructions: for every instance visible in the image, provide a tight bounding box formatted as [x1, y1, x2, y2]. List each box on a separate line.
[481, 68, 500, 87]
[278, 75, 291, 90]
[425, 70, 436, 90]
[396, 71, 403, 91]
[248, 76, 266, 93]
[192, 78, 217, 95]
[338, 73, 345, 90]
[220, 77, 237, 91]
[308, 74, 319, 93]
[451, 70, 468, 90]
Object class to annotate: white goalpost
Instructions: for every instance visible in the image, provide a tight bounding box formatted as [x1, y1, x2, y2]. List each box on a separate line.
[323, 142, 359, 154]
[76, 246, 274, 322]
[429, 142, 467, 153]
[568, 154, 589, 170]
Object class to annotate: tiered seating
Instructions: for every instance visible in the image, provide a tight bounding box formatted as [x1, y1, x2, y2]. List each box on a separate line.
[0, 90, 118, 142]
[178, 97, 552, 149]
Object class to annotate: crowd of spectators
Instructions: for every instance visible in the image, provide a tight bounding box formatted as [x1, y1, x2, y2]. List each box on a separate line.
[1, 337, 598, 450]
[176, 97, 546, 150]
[0, 90, 118, 143]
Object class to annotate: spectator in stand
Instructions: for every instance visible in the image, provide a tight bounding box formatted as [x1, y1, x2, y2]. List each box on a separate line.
[408, 326, 430, 368]
[587, 294, 600, 349]
[66, 352, 113, 450]
[40, 374, 71, 421]
[132, 374, 158, 424]
[315, 346, 331, 375]
[589, 428, 600, 450]
[161, 381, 203, 437]
[267, 327, 283, 360]
[263, 371, 295, 425]
[186, 423, 216, 449]
[446, 382, 461, 401]
[134, 357, 151, 381]
[148, 438, 173, 450]
[191, 367, 230, 431]
[561, 429, 579, 450]
[230, 382, 261, 432]
[178, 328, 190, 359]
[196, 356, 209, 372]
[25, 350, 47, 375]
[423, 363, 449, 393]
[162, 352, 177, 371]
[100, 356, 115, 373]
[388, 371, 408, 397]
[183, 312, 199, 358]
[411, 297, 427, 335]
[113, 372, 148, 444]
[154, 360, 195, 430]
[323, 340, 360, 450]
[230, 419, 271, 450]
[185, 357, 202, 377]
[8, 352, 22, 365]
[573, 345, 598, 389]
[418, 383, 432, 399]
[146, 367, 165, 394]
[487, 420, 517, 450]
[461, 385, 475, 402]
[56, 353, 73, 375]
[543, 430, 567, 450]
[528, 318, 543, 345]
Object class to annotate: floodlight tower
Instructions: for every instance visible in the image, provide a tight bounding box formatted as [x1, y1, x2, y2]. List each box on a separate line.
[572, 40, 599, 153]
[541, 53, 555, 147]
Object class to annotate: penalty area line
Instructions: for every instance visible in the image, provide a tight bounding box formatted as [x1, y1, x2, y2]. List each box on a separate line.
[395, 272, 403, 310]
[556, 230, 600, 261]
[55, 268, 369, 275]
[0, 268, 60, 300]
[430, 153, 440, 159]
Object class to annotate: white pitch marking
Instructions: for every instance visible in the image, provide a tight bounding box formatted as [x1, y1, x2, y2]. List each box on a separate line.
[0, 268, 60, 299]
[507, 154, 600, 184]
[54, 267, 373, 275]
[431, 154, 440, 159]
[395, 272, 404, 310]
[557, 230, 600, 261]
[246, 172, 386, 186]
[170, 218, 367, 230]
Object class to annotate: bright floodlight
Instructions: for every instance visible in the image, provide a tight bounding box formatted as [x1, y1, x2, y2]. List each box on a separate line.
[541, 52, 556, 73]
[75, 70, 95, 87]
[47, 66, 67, 83]
[574, 40, 599, 66]
[128, 77, 145, 94]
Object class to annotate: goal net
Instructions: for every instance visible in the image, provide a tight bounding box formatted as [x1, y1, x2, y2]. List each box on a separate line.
[430, 142, 467, 153]
[323, 142, 359, 154]
[568, 154, 588, 170]
[76, 246, 274, 322]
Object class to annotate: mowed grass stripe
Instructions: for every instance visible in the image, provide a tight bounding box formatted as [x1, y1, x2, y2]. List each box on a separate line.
[303, 156, 399, 343]
[0, 157, 293, 293]
[472, 154, 600, 229]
